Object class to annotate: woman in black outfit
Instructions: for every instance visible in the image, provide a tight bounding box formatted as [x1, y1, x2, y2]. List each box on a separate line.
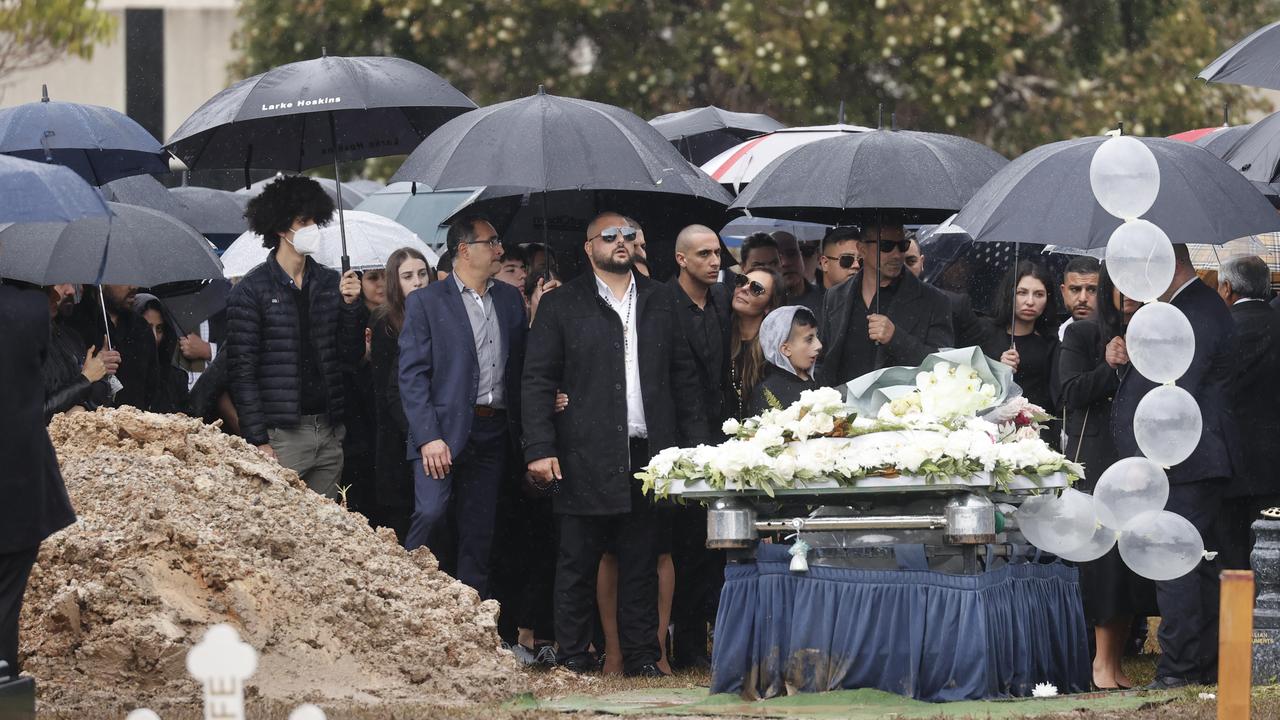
[368, 247, 432, 544]
[983, 260, 1059, 441]
[725, 268, 784, 420]
[1056, 265, 1153, 690]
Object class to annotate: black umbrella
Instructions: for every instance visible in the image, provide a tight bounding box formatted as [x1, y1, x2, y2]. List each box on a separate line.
[649, 106, 785, 165]
[165, 52, 476, 270]
[101, 173, 186, 215]
[150, 278, 231, 334]
[0, 154, 110, 223]
[1193, 123, 1253, 158]
[1199, 20, 1280, 91]
[728, 129, 1009, 225]
[0, 85, 169, 185]
[170, 186, 249, 249]
[951, 136, 1280, 249]
[0, 202, 222, 286]
[394, 88, 733, 278]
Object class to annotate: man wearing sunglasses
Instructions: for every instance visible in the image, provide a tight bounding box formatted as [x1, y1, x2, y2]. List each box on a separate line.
[523, 211, 706, 678]
[817, 220, 954, 387]
[399, 214, 528, 599]
[818, 226, 862, 291]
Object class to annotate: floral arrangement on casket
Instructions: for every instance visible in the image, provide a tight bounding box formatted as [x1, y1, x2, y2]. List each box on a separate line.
[638, 360, 1083, 498]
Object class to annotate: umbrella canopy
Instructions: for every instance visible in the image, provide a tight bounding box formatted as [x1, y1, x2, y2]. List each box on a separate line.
[219, 210, 437, 277]
[0, 154, 110, 223]
[649, 106, 785, 165]
[170, 186, 250, 249]
[149, 278, 231, 334]
[1191, 123, 1253, 158]
[950, 136, 1280, 249]
[0, 202, 222, 286]
[101, 173, 185, 215]
[0, 85, 169, 185]
[1216, 111, 1280, 184]
[729, 129, 1008, 225]
[720, 216, 830, 244]
[344, 178, 385, 196]
[1167, 126, 1229, 143]
[699, 123, 873, 186]
[1199, 20, 1280, 91]
[355, 182, 483, 248]
[164, 54, 475, 173]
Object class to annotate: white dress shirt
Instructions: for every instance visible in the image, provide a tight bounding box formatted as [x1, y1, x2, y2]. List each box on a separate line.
[1169, 276, 1199, 302]
[595, 273, 647, 438]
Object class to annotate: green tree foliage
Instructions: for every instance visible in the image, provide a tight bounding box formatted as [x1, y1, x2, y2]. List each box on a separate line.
[234, 0, 1278, 156]
[0, 0, 116, 82]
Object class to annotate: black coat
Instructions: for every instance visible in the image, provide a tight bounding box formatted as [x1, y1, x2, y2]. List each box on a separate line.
[669, 277, 731, 438]
[43, 318, 110, 422]
[817, 269, 954, 387]
[67, 293, 159, 412]
[0, 283, 76, 553]
[1055, 319, 1120, 488]
[369, 313, 412, 510]
[225, 253, 367, 446]
[1113, 279, 1237, 485]
[748, 364, 819, 416]
[941, 288, 992, 350]
[522, 272, 708, 515]
[1225, 300, 1280, 498]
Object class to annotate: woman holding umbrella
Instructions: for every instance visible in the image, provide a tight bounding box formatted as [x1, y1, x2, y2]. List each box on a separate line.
[982, 260, 1060, 432]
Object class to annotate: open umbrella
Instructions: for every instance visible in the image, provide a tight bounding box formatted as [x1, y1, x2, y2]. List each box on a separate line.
[393, 88, 732, 279]
[729, 129, 1008, 225]
[218, 210, 436, 278]
[649, 106, 785, 165]
[169, 185, 250, 250]
[950, 136, 1280, 249]
[1199, 20, 1280, 91]
[165, 52, 476, 271]
[355, 182, 483, 249]
[101, 173, 185, 215]
[0, 154, 110, 223]
[0, 202, 221, 286]
[0, 85, 169, 185]
[699, 123, 872, 187]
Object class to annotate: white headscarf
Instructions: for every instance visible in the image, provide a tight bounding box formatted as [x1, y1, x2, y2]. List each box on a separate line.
[759, 305, 811, 379]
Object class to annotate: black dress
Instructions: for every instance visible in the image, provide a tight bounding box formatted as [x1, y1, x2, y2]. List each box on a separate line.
[982, 322, 1059, 448]
[748, 364, 819, 415]
[1056, 319, 1156, 626]
[368, 313, 412, 541]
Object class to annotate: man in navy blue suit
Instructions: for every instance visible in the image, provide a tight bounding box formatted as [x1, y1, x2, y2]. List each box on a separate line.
[1112, 244, 1237, 689]
[398, 214, 527, 597]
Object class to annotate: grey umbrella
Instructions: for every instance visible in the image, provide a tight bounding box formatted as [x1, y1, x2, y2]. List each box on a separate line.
[170, 185, 249, 249]
[0, 202, 222, 286]
[729, 129, 1008, 224]
[649, 106, 785, 165]
[1193, 123, 1253, 158]
[1199, 20, 1280, 91]
[101, 173, 185, 215]
[0, 154, 109, 223]
[951, 136, 1280, 249]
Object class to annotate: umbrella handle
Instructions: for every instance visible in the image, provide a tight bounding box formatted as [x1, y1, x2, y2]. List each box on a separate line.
[97, 285, 113, 352]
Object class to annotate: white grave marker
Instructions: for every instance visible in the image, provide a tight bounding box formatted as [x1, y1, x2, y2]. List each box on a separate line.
[186, 624, 258, 720]
[288, 704, 327, 720]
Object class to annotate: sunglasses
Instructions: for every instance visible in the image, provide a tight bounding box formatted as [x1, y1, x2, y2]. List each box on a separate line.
[824, 253, 861, 270]
[735, 274, 767, 297]
[863, 238, 911, 253]
[590, 226, 638, 243]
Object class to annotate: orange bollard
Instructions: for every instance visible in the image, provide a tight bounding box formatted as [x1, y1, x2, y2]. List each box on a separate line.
[1219, 570, 1255, 720]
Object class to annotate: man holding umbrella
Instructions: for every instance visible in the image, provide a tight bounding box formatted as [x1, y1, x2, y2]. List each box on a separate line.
[817, 219, 954, 387]
[523, 211, 707, 677]
[226, 176, 365, 499]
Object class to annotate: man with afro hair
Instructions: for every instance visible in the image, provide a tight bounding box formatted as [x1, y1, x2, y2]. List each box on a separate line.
[225, 175, 366, 498]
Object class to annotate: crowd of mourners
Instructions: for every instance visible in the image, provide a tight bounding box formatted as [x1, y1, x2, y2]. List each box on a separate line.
[36, 175, 1280, 688]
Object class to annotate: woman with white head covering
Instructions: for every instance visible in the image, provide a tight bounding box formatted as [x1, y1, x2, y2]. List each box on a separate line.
[747, 305, 823, 415]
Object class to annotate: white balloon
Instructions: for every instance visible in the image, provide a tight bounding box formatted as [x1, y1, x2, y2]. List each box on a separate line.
[1125, 302, 1195, 383]
[1017, 488, 1097, 555]
[1090, 136, 1161, 220]
[1134, 385, 1203, 467]
[1093, 457, 1169, 529]
[1104, 219, 1175, 302]
[1055, 522, 1119, 562]
[1118, 509, 1204, 581]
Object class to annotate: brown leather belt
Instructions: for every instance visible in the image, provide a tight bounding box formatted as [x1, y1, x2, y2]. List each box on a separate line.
[474, 405, 504, 417]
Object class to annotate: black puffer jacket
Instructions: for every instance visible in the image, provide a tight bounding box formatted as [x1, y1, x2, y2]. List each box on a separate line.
[225, 253, 366, 446]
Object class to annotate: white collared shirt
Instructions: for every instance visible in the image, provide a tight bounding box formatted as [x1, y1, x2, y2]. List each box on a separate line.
[1170, 276, 1199, 302]
[1235, 297, 1266, 305]
[595, 273, 647, 438]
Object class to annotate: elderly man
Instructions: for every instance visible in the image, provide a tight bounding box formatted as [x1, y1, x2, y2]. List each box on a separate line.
[523, 211, 706, 677]
[818, 220, 954, 387]
[1216, 256, 1280, 570]
[1113, 245, 1236, 689]
[772, 230, 824, 317]
[1058, 256, 1101, 340]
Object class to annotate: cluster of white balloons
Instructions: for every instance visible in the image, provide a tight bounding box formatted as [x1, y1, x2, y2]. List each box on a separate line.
[1017, 136, 1205, 582]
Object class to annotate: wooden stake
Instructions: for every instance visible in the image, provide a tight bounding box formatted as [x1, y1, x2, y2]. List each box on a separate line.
[1219, 570, 1254, 720]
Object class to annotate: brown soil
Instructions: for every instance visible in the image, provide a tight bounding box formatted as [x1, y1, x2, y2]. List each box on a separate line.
[22, 408, 522, 713]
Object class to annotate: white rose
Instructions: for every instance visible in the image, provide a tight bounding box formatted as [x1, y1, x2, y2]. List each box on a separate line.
[722, 418, 741, 435]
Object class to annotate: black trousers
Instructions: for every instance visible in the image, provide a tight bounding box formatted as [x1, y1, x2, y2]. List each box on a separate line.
[1219, 493, 1280, 571]
[1156, 480, 1224, 682]
[0, 547, 39, 676]
[554, 440, 658, 672]
[670, 503, 722, 661]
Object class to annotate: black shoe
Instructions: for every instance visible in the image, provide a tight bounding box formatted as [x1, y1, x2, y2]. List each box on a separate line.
[560, 655, 598, 674]
[1142, 676, 1194, 690]
[671, 651, 712, 672]
[624, 662, 673, 678]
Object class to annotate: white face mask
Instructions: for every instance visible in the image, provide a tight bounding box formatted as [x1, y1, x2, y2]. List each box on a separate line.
[289, 224, 323, 256]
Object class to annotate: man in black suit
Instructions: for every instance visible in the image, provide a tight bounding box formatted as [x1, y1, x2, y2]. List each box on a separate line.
[1112, 245, 1236, 688]
[1216, 256, 1280, 570]
[904, 235, 988, 350]
[523, 211, 707, 677]
[0, 279, 77, 674]
[818, 220, 954, 387]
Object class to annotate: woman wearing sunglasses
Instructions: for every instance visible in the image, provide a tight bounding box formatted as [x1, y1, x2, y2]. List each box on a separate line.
[725, 268, 784, 419]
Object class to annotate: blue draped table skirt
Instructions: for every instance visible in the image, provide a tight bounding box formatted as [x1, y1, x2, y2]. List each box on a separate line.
[710, 544, 1091, 701]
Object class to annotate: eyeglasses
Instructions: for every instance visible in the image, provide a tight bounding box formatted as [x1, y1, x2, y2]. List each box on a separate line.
[464, 236, 502, 247]
[735, 274, 768, 297]
[864, 239, 911, 253]
[824, 254, 861, 270]
[590, 226, 638, 244]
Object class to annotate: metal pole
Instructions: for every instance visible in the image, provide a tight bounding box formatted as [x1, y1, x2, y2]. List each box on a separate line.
[97, 286, 113, 352]
[328, 112, 351, 273]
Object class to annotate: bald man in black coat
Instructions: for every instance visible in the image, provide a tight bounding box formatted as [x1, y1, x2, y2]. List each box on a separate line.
[0, 280, 76, 674]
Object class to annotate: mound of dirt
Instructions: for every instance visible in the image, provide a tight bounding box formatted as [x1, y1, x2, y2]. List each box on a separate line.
[21, 408, 522, 711]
